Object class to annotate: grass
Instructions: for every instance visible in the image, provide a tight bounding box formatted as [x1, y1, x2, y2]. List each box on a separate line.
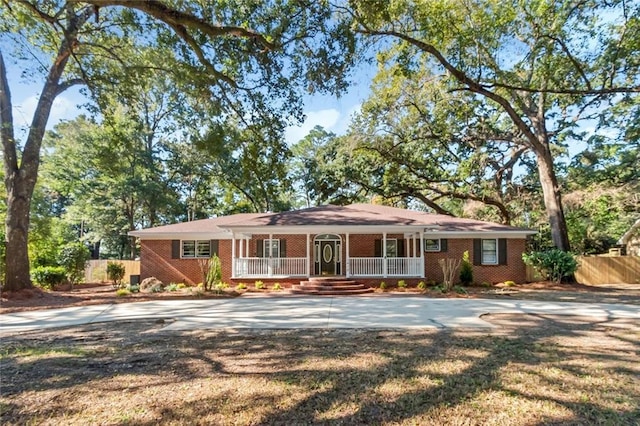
[0, 315, 638, 425]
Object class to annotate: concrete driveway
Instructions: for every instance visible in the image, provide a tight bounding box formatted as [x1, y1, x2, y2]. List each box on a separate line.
[1, 296, 639, 335]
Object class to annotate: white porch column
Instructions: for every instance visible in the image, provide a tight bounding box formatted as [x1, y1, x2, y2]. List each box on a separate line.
[306, 233, 311, 277]
[419, 231, 425, 278]
[345, 233, 350, 277]
[239, 235, 244, 259]
[268, 233, 273, 277]
[413, 234, 417, 258]
[231, 233, 236, 278]
[383, 232, 388, 278]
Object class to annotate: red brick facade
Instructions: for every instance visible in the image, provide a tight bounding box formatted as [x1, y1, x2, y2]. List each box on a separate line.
[140, 234, 528, 286]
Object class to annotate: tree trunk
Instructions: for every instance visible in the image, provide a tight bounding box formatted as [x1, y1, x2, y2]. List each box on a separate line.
[536, 149, 571, 251]
[4, 175, 34, 291]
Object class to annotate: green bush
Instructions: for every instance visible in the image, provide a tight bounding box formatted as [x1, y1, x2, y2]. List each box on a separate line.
[58, 242, 90, 288]
[128, 284, 140, 293]
[254, 281, 264, 290]
[522, 249, 578, 283]
[417, 281, 426, 290]
[504, 280, 516, 287]
[165, 283, 178, 292]
[397, 280, 407, 288]
[379, 281, 387, 290]
[116, 288, 130, 297]
[177, 283, 187, 289]
[273, 283, 282, 291]
[107, 261, 126, 288]
[236, 283, 247, 290]
[32, 266, 67, 289]
[459, 251, 473, 285]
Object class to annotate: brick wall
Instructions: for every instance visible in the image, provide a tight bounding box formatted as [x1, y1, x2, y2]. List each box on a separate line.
[140, 239, 232, 285]
[140, 235, 528, 285]
[424, 238, 527, 284]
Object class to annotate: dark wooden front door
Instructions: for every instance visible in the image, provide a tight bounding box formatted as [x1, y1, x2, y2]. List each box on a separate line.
[314, 239, 341, 275]
[320, 241, 336, 275]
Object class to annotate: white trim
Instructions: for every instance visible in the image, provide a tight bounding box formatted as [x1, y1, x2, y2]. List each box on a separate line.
[130, 228, 535, 240]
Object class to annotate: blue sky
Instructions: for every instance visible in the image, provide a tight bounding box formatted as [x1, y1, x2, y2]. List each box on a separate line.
[6, 55, 373, 146]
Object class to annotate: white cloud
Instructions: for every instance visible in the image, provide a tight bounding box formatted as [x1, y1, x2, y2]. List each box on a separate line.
[284, 108, 340, 144]
[12, 94, 78, 132]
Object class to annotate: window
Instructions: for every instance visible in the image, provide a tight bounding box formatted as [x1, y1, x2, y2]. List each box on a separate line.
[424, 239, 441, 252]
[263, 239, 280, 258]
[481, 239, 498, 264]
[182, 240, 211, 258]
[385, 239, 398, 257]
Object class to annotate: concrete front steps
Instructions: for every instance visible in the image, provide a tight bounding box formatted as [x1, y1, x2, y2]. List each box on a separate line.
[290, 277, 374, 295]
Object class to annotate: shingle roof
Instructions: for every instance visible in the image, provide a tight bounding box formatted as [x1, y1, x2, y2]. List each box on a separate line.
[130, 204, 533, 237]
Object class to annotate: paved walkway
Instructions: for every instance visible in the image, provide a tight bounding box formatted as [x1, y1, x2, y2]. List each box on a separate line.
[1, 296, 639, 335]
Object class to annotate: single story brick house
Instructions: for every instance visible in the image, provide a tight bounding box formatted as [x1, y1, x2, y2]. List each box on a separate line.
[129, 203, 536, 286]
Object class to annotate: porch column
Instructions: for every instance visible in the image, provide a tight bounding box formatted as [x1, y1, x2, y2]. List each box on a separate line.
[306, 233, 311, 277]
[419, 231, 425, 278]
[413, 234, 417, 258]
[383, 232, 387, 278]
[231, 233, 236, 278]
[268, 233, 273, 277]
[345, 233, 350, 278]
[239, 235, 244, 259]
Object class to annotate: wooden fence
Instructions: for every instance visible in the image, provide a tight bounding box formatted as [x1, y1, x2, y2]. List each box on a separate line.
[527, 255, 639, 285]
[84, 260, 140, 283]
[574, 256, 640, 285]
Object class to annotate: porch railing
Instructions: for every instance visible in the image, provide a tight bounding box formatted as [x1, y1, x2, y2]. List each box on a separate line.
[349, 257, 423, 277]
[233, 257, 307, 278]
[233, 256, 423, 278]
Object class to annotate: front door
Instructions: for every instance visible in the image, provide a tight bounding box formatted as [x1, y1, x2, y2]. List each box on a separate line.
[320, 241, 336, 275]
[314, 235, 341, 276]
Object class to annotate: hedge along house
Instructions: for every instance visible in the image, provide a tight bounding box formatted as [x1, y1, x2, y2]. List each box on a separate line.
[129, 204, 536, 286]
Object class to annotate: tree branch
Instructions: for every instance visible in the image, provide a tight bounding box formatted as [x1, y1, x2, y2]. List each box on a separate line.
[73, 0, 277, 50]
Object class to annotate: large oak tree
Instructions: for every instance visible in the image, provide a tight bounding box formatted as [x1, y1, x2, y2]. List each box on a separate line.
[346, 0, 640, 250]
[0, 0, 354, 290]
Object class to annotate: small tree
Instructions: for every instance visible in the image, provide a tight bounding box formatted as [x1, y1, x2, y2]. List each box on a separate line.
[439, 258, 462, 292]
[459, 251, 473, 286]
[197, 254, 222, 291]
[58, 243, 90, 290]
[522, 250, 578, 284]
[206, 254, 222, 291]
[107, 262, 126, 289]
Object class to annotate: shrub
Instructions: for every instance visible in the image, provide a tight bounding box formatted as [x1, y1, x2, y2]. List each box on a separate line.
[149, 284, 164, 293]
[379, 281, 387, 290]
[522, 249, 578, 283]
[254, 281, 264, 290]
[177, 283, 187, 289]
[32, 266, 67, 289]
[504, 280, 516, 287]
[417, 281, 427, 290]
[481, 281, 492, 288]
[236, 283, 247, 290]
[128, 284, 140, 293]
[397, 280, 407, 288]
[116, 288, 130, 297]
[459, 251, 473, 286]
[453, 285, 468, 294]
[107, 261, 126, 289]
[58, 243, 90, 288]
[273, 283, 282, 291]
[165, 283, 178, 292]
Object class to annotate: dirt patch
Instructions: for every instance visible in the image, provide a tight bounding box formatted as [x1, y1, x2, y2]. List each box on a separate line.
[1, 316, 638, 425]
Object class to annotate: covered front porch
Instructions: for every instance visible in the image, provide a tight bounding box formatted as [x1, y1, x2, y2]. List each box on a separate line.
[230, 230, 426, 279]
